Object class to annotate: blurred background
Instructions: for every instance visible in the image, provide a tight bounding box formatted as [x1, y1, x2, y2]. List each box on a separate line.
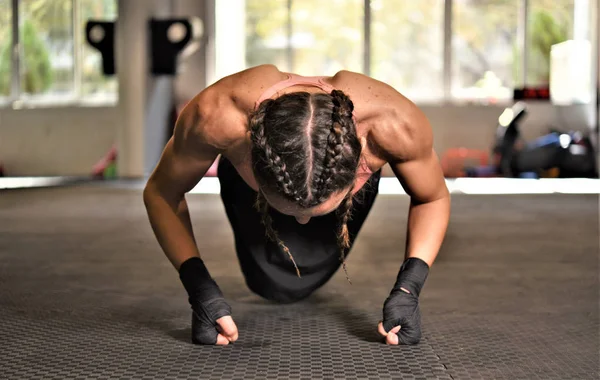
[0, 0, 597, 182]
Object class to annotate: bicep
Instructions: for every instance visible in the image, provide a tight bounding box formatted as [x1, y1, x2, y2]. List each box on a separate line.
[148, 138, 218, 197]
[378, 106, 448, 202]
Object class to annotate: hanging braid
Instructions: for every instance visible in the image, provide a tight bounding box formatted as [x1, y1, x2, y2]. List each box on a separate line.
[336, 190, 355, 283]
[254, 191, 301, 278]
[249, 90, 362, 281]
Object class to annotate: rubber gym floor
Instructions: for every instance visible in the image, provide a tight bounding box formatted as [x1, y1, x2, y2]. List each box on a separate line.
[1, 183, 598, 380]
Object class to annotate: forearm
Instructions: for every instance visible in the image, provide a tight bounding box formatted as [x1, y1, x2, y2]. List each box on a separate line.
[177, 196, 196, 241]
[144, 185, 201, 270]
[404, 194, 450, 267]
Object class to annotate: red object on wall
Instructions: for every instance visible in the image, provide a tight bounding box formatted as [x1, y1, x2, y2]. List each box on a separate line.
[441, 148, 490, 177]
[513, 87, 551, 100]
[91, 145, 117, 178]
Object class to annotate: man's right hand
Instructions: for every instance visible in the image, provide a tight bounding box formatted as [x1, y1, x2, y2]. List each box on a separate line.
[179, 257, 238, 345]
[193, 313, 238, 345]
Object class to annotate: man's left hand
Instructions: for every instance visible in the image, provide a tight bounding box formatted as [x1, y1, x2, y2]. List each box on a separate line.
[377, 288, 422, 345]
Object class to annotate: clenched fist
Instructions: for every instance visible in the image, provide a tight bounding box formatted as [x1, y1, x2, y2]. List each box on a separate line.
[378, 257, 429, 345]
[179, 257, 238, 345]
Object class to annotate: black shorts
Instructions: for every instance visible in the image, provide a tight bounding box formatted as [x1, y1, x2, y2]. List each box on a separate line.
[217, 157, 380, 303]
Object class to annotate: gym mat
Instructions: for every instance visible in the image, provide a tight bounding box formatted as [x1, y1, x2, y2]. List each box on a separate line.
[0, 186, 597, 379]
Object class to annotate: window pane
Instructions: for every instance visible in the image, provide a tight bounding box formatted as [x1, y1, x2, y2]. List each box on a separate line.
[290, 0, 363, 75]
[527, 0, 574, 87]
[246, 0, 363, 76]
[246, 0, 289, 70]
[371, 0, 444, 101]
[0, 0, 11, 97]
[19, 0, 74, 97]
[452, 0, 518, 102]
[80, 0, 118, 101]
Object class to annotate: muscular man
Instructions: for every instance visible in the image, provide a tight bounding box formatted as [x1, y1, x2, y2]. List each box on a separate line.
[143, 64, 450, 346]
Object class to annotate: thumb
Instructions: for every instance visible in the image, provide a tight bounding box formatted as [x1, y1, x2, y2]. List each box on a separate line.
[216, 315, 239, 342]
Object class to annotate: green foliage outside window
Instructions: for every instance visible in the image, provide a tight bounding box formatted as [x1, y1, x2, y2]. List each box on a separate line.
[0, 19, 53, 95]
[527, 9, 569, 85]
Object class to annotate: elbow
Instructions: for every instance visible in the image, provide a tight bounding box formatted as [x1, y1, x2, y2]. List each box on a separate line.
[410, 188, 450, 207]
[441, 185, 451, 200]
[143, 177, 164, 208]
[436, 180, 451, 202]
[143, 181, 156, 209]
[437, 188, 451, 204]
[143, 179, 184, 210]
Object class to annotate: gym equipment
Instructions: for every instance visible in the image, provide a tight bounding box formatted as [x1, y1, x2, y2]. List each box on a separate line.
[85, 21, 116, 75]
[85, 17, 202, 77]
[446, 102, 598, 178]
[150, 19, 194, 75]
[491, 102, 598, 178]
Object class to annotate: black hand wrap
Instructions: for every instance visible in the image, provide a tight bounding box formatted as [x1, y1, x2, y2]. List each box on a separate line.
[382, 257, 429, 345]
[178, 257, 232, 345]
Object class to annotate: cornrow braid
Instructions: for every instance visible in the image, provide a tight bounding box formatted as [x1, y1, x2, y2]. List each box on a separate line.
[313, 90, 356, 204]
[250, 100, 303, 204]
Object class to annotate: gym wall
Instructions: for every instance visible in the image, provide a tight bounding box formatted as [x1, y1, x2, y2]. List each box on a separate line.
[0, 107, 118, 176]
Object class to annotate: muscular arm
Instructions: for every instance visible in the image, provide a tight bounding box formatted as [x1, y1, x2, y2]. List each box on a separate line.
[372, 103, 450, 267]
[392, 150, 450, 266]
[143, 95, 225, 270]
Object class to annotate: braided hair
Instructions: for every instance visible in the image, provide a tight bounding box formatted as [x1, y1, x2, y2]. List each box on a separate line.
[250, 89, 362, 281]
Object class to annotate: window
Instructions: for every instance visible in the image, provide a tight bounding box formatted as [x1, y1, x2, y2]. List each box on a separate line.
[290, 0, 363, 75]
[371, 0, 444, 100]
[452, 0, 519, 102]
[0, 0, 12, 97]
[527, 0, 574, 87]
[19, 0, 74, 99]
[246, 0, 289, 70]
[218, 0, 590, 104]
[1, 0, 117, 106]
[80, 0, 117, 101]
[245, 0, 363, 76]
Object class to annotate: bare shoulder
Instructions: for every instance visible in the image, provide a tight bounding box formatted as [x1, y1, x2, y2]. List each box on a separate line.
[219, 64, 288, 110]
[172, 92, 232, 156]
[236, 64, 288, 93]
[330, 70, 410, 114]
[180, 65, 287, 151]
[369, 93, 433, 164]
[332, 70, 433, 163]
[178, 84, 246, 154]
